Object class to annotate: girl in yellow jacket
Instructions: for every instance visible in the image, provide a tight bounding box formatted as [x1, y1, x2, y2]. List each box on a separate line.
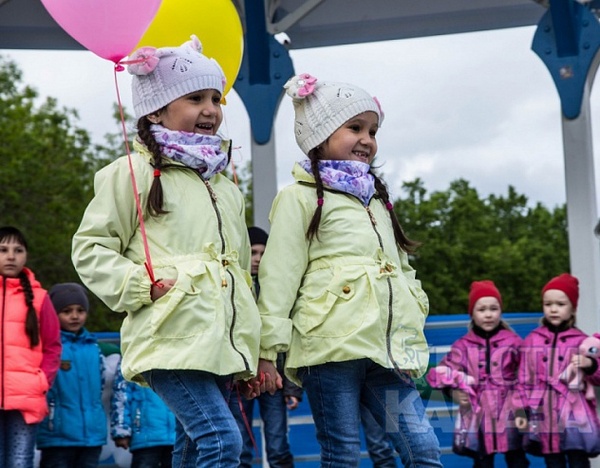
[256, 74, 442, 467]
[0, 226, 61, 468]
[72, 37, 260, 467]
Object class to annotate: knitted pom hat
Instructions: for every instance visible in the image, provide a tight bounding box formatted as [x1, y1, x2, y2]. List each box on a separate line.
[248, 226, 268, 246]
[284, 73, 384, 155]
[49, 283, 89, 313]
[128, 35, 226, 118]
[468, 280, 502, 315]
[542, 273, 579, 309]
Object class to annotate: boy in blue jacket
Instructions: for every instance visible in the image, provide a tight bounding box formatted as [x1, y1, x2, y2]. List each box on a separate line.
[36, 283, 107, 467]
[111, 361, 176, 467]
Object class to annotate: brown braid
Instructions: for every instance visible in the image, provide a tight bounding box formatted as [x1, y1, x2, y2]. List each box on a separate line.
[370, 170, 420, 253]
[137, 117, 169, 216]
[306, 149, 325, 241]
[19, 270, 40, 348]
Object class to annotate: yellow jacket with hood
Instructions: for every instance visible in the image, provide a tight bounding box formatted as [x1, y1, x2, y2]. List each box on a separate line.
[72, 140, 260, 384]
[257, 163, 430, 386]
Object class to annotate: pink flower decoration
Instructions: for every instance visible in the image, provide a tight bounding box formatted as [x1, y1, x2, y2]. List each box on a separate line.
[127, 47, 159, 75]
[297, 73, 317, 97]
[284, 73, 318, 99]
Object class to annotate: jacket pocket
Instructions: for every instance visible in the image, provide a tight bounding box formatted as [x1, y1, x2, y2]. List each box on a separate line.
[297, 267, 369, 337]
[150, 262, 216, 338]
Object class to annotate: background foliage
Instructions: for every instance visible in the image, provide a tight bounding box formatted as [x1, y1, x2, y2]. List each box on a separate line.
[0, 57, 569, 331]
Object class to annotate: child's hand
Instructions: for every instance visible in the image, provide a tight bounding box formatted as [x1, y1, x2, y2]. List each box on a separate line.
[258, 359, 283, 394]
[515, 416, 528, 431]
[151, 279, 175, 301]
[113, 436, 131, 449]
[571, 354, 594, 369]
[452, 390, 471, 410]
[239, 378, 261, 399]
[286, 395, 300, 410]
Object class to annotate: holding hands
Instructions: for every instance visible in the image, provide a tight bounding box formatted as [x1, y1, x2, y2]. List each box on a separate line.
[240, 359, 283, 399]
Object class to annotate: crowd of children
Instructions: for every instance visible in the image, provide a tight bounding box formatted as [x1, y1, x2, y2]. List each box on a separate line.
[3, 33, 600, 468]
[427, 274, 600, 467]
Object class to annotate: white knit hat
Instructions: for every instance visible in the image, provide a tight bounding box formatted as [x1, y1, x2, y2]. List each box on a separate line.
[128, 35, 226, 118]
[284, 73, 384, 155]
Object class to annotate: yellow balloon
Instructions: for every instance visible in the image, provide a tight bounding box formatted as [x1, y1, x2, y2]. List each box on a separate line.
[134, 0, 243, 96]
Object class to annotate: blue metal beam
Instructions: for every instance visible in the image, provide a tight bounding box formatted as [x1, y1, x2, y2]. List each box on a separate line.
[532, 0, 600, 119]
[233, 0, 295, 144]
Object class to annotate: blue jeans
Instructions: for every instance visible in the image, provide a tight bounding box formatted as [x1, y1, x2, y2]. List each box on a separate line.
[360, 404, 397, 468]
[0, 410, 37, 468]
[39, 446, 102, 468]
[298, 359, 442, 468]
[143, 370, 242, 468]
[229, 388, 294, 468]
[132, 445, 174, 467]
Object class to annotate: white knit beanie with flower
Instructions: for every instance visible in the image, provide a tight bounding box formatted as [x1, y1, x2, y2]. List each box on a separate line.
[128, 35, 226, 118]
[284, 73, 384, 155]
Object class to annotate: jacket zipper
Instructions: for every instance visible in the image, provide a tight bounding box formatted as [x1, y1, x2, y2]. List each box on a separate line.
[365, 205, 400, 373]
[201, 178, 250, 372]
[548, 332, 558, 452]
[484, 336, 498, 452]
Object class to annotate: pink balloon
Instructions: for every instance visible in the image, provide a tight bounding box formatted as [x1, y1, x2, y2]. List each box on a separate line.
[40, 0, 163, 63]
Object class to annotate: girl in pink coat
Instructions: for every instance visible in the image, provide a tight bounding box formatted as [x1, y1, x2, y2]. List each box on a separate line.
[517, 273, 600, 467]
[427, 280, 529, 467]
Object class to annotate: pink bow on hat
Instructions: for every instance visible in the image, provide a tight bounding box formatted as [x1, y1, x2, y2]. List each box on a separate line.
[127, 47, 160, 75]
[285, 73, 317, 99]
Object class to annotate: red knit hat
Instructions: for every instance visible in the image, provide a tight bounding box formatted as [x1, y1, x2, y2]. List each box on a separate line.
[542, 273, 579, 309]
[468, 280, 502, 315]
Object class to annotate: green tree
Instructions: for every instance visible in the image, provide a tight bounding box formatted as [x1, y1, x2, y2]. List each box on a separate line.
[394, 178, 569, 314]
[0, 56, 118, 330]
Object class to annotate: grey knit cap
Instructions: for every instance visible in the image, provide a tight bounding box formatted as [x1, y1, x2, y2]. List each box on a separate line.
[128, 35, 226, 118]
[284, 73, 384, 155]
[49, 283, 89, 313]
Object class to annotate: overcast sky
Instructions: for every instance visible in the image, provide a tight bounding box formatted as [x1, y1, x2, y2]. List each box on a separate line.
[4, 24, 600, 212]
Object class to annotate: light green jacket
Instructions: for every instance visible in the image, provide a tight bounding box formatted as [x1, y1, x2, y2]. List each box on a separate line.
[257, 163, 430, 385]
[72, 141, 260, 384]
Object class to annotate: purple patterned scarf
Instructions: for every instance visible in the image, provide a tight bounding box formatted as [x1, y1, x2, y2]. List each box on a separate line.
[299, 159, 375, 206]
[151, 124, 228, 179]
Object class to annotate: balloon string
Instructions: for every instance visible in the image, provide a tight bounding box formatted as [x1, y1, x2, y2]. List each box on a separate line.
[113, 63, 160, 287]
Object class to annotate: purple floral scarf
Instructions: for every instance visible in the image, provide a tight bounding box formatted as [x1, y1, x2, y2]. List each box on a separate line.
[151, 124, 228, 179]
[299, 159, 375, 206]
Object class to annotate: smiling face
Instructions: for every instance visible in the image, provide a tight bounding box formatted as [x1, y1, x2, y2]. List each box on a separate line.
[320, 111, 378, 163]
[471, 297, 502, 332]
[543, 289, 575, 326]
[154, 89, 223, 134]
[0, 237, 27, 278]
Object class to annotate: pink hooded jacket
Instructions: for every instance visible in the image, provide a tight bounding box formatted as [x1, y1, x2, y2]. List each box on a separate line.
[427, 326, 524, 455]
[519, 324, 600, 456]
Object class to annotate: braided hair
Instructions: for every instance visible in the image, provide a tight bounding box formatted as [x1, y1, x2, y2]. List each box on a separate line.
[137, 117, 169, 217]
[304, 151, 419, 253]
[0, 226, 40, 348]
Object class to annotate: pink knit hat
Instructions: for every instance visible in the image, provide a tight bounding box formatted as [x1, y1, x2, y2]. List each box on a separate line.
[542, 273, 579, 309]
[468, 280, 502, 315]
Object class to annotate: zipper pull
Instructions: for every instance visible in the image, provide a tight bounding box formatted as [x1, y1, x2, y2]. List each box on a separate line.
[203, 179, 218, 202]
[365, 206, 377, 226]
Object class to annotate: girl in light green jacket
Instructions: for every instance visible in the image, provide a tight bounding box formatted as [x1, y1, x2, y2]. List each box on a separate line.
[256, 74, 442, 467]
[71, 36, 261, 467]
